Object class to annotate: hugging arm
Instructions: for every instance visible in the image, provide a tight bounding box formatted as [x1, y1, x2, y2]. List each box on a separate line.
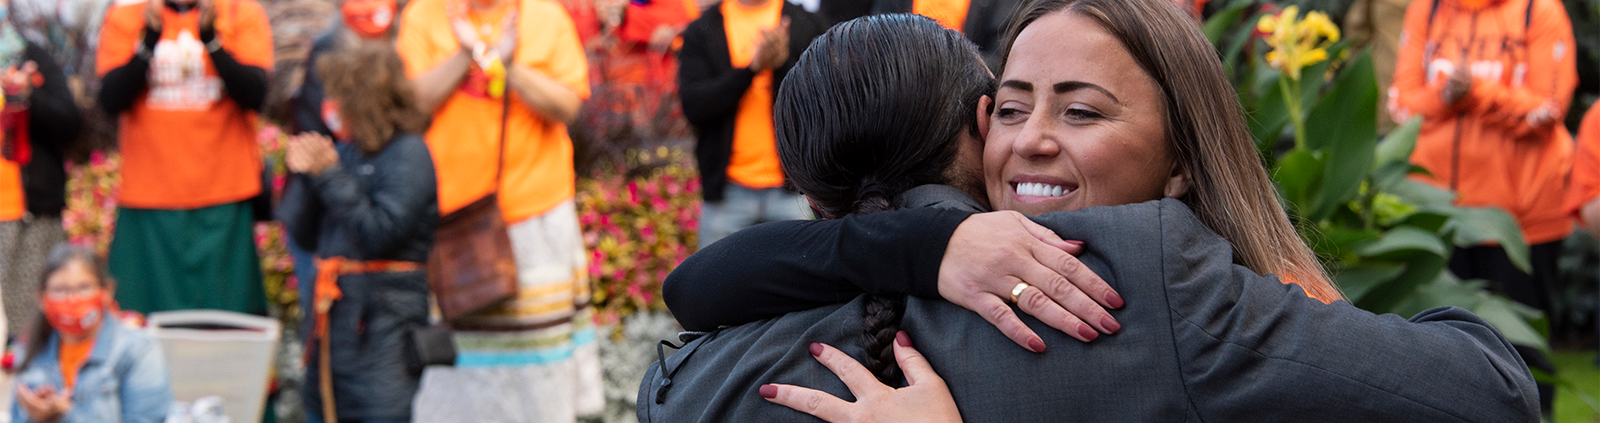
[663, 208, 970, 331]
[1153, 202, 1539, 422]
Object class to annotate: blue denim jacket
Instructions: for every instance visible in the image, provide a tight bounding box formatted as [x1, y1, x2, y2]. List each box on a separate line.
[11, 315, 173, 423]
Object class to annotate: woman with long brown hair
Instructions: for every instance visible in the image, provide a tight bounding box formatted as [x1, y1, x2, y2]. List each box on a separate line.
[275, 42, 436, 423]
[665, 0, 1338, 353]
[646, 1, 1536, 421]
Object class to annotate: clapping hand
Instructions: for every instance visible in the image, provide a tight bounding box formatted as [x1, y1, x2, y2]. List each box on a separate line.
[17, 384, 72, 422]
[3, 61, 40, 100]
[286, 133, 339, 176]
[750, 17, 791, 71]
[1441, 65, 1473, 105]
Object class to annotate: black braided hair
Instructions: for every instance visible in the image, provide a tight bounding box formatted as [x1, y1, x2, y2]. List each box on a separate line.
[771, 14, 995, 388]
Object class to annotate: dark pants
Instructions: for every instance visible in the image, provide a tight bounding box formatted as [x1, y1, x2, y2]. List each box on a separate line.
[1448, 241, 1561, 415]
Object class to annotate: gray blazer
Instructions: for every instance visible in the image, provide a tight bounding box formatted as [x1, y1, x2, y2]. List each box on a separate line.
[639, 196, 1538, 422]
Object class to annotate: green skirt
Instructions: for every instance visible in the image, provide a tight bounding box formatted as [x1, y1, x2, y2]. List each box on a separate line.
[108, 201, 266, 315]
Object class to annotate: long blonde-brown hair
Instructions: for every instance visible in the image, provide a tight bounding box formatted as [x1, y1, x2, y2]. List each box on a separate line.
[315, 40, 424, 153]
[998, 0, 1342, 302]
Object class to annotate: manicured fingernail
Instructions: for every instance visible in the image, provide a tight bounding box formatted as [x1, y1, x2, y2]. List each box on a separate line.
[809, 343, 823, 356]
[895, 331, 912, 348]
[1027, 337, 1047, 353]
[1106, 292, 1124, 309]
[1077, 324, 1099, 341]
[759, 384, 778, 399]
[1065, 240, 1085, 246]
[1101, 315, 1121, 333]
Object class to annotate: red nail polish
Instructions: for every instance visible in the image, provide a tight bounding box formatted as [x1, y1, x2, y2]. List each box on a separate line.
[809, 343, 823, 356]
[759, 385, 778, 399]
[1027, 337, 1047, 353]
[1077, 325, 1098, 341]
[895, 331, 912, 348]
[1106, 292, 1125, 309]
[1065, 240, 1085, 246]
[1101, 315, 1121, 333]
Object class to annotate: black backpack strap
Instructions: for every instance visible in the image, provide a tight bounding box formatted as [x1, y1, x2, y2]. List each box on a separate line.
[1525, 0, 1535, 30]
[1427, 0, 1442, 31]
[652, 328, 723, 405]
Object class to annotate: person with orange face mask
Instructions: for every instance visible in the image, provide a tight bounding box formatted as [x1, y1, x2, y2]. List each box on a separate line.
[10, 244, 171, 423]
[1389, 0, 1577, 416]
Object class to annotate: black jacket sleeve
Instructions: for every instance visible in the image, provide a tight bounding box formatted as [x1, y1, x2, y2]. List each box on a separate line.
[308, 136, 438, 255]
[23, 43, 80, 149]
[1139, 199, 1540, 422]
[276, 173, 324, 252]
[676, 21, 756, 130]
[209, 48, 268, 112]
[663, 207, 972, 331]
[98, 56, 150, 116]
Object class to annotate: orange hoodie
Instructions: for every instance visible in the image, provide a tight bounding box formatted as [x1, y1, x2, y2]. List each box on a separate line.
[1564, 105, 1600, 226]
[1388, 0, 1577, 245]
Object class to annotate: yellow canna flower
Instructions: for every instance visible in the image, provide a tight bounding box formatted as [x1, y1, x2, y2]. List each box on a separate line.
[1258, 6, 1340, 81]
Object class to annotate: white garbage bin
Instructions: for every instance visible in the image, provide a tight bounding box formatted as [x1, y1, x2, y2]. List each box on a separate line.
[148, 310, 279, 423]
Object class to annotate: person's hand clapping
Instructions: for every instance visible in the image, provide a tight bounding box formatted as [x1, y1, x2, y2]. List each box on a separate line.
[286, 133, 339, 176]
[939, 211, 1122, 352]
[762, 333, 962, 423]
[1441, 65, 1473, 105]
[141, 0, 164, 55]
[750, 18, 791, 71]
[493, 13, 518, 63]
[17, 384, 72, 422]
[450, 16, 482, 55]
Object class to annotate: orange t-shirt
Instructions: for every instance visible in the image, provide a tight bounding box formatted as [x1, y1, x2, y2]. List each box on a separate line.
[913, 0, 970, 32]
[58, 334, 96, 390]
[96, 0, 274, 209]
[722, 0, 785, 190]
[398, 0, 590, 223]
[0, 157, 21, 221]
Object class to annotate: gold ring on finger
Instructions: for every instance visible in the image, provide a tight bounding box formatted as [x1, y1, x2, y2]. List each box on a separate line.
[1010, 282, 1031, 304]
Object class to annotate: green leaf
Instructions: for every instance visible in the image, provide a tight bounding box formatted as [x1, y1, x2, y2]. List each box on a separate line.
[1391, 272, 1485, 317]
[1370, 161, 1413, 192]
[1374, 117, 1422, 170]
[1355, 224, 1450, 258]
[1202, 0, 1251, 44]
[1332, 263, 1405, 304]
[1354, 251, 1447, 313]
[1439, 206, 1531, 273]
[1275, 149, 1323, 214]
[1472, 294, 1549, 352]
[1387, 178, 1456, 209]
[1302, 52, 1378, 221]
[1397, 212, 1451, 233]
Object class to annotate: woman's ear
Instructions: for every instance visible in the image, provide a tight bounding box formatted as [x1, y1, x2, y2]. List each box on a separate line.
[1163, 163, 1192, 198]
[977, 95, 993, 140]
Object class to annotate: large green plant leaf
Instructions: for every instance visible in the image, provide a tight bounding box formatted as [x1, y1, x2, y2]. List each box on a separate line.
[1439, 207, 1532, 272]
[1332, 263, 1405, 304]
[1387, 178, 1455, 209]
[1275, 149, 1323, 214]
[1374, 117, 1422, 170]
[1351, 226, 1451, 312]
[1203, 0, 1253, 44]
[1301, 52, 1378, 221]
[1471, 295, 1549, 351]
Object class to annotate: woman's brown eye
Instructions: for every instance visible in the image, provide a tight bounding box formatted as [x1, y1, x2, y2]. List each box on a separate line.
[1066, 108, 1103, 120]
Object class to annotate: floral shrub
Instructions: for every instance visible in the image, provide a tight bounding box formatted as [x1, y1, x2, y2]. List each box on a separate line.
[577, 145, 700, 329]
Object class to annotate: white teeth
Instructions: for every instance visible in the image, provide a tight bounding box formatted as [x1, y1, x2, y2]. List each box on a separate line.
[1016, 182, 1069, 198]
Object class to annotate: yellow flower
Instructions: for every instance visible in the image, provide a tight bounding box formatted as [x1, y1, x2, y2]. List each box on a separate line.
[1258, 6, 1340, 80]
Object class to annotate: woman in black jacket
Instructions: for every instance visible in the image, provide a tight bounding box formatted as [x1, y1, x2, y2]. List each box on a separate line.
[0, 7, 82, 339]
[275, 42, 436, 423]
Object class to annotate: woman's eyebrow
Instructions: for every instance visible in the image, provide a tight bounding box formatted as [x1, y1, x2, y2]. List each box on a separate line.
[1000, 80, 1033, 91]
[1053, 81, 1121, 104]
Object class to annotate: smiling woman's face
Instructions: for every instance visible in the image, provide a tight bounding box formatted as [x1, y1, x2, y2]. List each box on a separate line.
[984, 11, 1180, 215]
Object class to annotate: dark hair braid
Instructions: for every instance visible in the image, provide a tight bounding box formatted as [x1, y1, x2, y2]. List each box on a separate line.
[772, 14, 994, 388]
